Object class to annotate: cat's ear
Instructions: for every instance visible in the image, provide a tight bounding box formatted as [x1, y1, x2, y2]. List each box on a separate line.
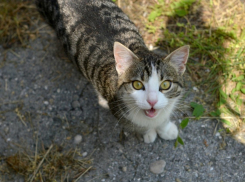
[164, 45, 190, 75]
[114, 42, 138, 76]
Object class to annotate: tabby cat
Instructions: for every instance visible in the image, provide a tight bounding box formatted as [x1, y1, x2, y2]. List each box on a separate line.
[36, 0, 189, 143]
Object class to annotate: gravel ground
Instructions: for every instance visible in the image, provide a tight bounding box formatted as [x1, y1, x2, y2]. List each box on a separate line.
[0, 24, 245, 182]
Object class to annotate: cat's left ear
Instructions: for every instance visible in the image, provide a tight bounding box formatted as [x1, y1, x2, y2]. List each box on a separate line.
[164, 45, 190, 75]
[114, 42, 139, 76]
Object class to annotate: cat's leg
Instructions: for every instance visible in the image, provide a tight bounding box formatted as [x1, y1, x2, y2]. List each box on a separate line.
[157, 121, 178, 140]
[97, 93, 109, 109]
[143, 129, 157, 143]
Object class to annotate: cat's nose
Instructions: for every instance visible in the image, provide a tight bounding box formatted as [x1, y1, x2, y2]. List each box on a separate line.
[147, 100, 157, 107]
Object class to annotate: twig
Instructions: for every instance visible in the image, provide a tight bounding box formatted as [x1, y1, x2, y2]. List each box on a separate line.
[74, 166, 92, 182]
[40, 51, 48, 62]
[34, 136, 38, 169]
[0, 100, 23, 106]
[9, 49, 21, 58]
[15, 108, 27, 127]
[5, 79, 8, 91]
[187, 116, 245, 119]
[213, 120, 220, 136]
[28, 144, 54, 182]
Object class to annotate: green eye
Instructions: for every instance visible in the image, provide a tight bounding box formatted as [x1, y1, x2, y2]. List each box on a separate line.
[132, 80, 144, 90]
[160, 80, 171, 90]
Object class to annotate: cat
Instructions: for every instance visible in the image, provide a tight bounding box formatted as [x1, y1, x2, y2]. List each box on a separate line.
[36, 0, 189, 143]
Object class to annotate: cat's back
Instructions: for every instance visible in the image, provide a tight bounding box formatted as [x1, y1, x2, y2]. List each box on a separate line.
[36, 0, 144, 49]
[36, 0, 148, 99]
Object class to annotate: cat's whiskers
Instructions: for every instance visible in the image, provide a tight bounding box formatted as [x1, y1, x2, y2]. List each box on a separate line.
[111, 105, 139, 135]
[111, 103, 136, 117]
[131, 107, 141, 132]
[108, 101, 135, 112]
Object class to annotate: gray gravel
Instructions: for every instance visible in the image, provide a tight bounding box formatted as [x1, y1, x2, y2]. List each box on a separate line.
[0, 24, 245, 182]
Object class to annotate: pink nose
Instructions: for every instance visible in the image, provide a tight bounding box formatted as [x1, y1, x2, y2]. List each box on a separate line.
[147, 100, 157, 107]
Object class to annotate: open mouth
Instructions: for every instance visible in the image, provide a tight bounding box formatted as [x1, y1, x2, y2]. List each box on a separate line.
[144, 108, 158, 118]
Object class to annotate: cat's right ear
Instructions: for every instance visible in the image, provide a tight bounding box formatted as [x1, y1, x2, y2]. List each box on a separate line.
[114, 42, 138, 76]
[164, 45, 190, 75]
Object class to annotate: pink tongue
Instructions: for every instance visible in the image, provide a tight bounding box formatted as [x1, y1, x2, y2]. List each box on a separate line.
[145, 108, 156, 118]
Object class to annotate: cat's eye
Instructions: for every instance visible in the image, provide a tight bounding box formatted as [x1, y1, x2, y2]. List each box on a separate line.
[132, 80, 144, 90]
[160, 80, 171, 90]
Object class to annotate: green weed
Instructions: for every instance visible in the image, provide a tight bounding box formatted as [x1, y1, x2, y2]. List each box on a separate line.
[175, 102, 205, 147]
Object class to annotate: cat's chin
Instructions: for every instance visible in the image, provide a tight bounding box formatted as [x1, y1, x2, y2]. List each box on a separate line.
[144, 108, 158, 118]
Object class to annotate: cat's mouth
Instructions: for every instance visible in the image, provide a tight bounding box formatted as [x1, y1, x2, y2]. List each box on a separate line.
[144, 108, 158, 118]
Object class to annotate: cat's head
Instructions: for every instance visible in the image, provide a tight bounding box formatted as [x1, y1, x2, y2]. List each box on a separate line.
[113, 42, 189, 127]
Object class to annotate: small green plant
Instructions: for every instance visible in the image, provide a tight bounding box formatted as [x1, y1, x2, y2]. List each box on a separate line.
[175, 118, 189, 147]
[175, 102, 205, 147]
[190, 102, 205, 119]
[180, 118, 189, 129]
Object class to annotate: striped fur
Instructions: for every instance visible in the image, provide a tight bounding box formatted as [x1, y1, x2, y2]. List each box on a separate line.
[36, 0, 189, 143]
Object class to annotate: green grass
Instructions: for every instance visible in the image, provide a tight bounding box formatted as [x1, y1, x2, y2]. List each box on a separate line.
[146, 0, 245, 142]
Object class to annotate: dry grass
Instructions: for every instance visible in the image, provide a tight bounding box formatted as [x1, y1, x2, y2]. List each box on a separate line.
[0, 0, 40, 48]
[0, 143, 93, 181]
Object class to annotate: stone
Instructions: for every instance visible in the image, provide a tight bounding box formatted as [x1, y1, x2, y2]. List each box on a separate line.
[82, 152, 87, 157]
[150, 160, 166, 174]
[4, 127, 9, 134]
[176, 178, 182, 182]
[74, 135, 82, 144]
[73, 95, 79, 101]
[72, 100, 80, 108]
[122, 166, 127, 172]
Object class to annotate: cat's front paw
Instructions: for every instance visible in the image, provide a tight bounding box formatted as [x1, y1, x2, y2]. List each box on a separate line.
[157, 122, 178, 140]
[98, 93, 109, 109]
[143, 129, 157, 143]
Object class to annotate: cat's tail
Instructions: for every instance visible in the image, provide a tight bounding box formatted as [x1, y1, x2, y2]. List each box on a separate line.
[35, 0, 61, 30]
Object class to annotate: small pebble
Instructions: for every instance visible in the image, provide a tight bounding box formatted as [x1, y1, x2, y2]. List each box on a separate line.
[176, 178, 182, 182]
[122, 166, 127, 172]
[74, 135, 82, 144]
[193, 86, 199, 92]
[215, 132, 220, 137]
[72, 100, 80, 108]
[150, 160, 166, 174]
[73, 95, 79, 101]
[43, 101, 49, 105]
[4, 127, 9, 134]
[215, 132, 222, 139]
[82, 152, 87, 157]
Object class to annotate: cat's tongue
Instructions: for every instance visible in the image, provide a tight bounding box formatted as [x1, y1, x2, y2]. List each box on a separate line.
[145, 108, 157, 118]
